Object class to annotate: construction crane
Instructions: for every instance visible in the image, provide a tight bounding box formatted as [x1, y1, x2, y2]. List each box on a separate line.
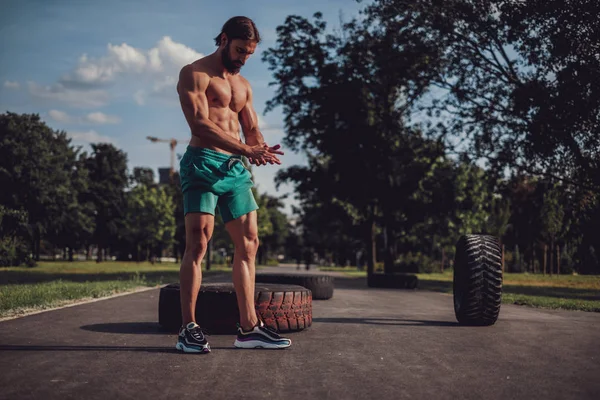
[146, 136, 189, 179]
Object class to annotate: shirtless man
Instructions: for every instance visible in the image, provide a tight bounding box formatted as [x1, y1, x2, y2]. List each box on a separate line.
[175, 16, 291, 352]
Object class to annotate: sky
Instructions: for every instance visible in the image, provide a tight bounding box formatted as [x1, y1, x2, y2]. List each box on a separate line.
[0, 0, 366, 215]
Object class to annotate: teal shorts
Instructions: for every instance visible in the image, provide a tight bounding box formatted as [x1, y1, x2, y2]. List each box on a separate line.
[179, 146, 259, 223]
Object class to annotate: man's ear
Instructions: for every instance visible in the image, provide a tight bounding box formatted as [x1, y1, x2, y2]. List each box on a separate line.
[220, 33, 228, 47]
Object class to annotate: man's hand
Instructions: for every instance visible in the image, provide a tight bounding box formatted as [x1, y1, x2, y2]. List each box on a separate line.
[245, 143, 284, 166]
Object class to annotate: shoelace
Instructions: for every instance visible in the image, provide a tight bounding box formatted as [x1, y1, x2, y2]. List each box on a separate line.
[189, 326, 208, 340]
[259, 323, 281, 337]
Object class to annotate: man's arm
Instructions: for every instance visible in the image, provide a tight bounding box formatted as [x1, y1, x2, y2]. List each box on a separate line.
[239, 83, 265, 145]
[239, 82, 283, 165]
[178, 65, 250, 155]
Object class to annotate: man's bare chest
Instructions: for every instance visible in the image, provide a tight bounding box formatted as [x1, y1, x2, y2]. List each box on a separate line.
[206, 78, 247, 113]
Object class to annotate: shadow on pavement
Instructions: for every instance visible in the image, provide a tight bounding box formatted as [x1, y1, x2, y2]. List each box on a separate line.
[335, 277, 600, 302]
[312, 317, 460, 327]
[80, 322, 166, 335]
[0, 344, 235, 352]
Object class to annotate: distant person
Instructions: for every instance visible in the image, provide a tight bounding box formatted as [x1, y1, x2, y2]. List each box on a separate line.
[303, 249, 313, 271]
[175, 16, 291, 353]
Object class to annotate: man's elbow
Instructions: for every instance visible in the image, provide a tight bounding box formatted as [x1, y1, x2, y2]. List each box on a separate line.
[190, 120, 211, 138]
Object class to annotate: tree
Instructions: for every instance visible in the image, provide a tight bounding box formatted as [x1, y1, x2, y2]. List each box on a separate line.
[0, 206, 32, 266]
[122, 183, 175, 261]
[366, 0, 600, 191]
[256, 193, 289, 265]
[84, 143, 128, 262]
[263, 12, 445, 274]
[166, 171, 186, 262]
[131, 167, 156, 187]
[52, 152, 96, 261]
[540, 184, 565, 274]
[0, 112, 81, 261]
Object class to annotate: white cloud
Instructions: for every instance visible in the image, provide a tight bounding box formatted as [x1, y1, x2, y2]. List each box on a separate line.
[133, 75, 179, 106]
[68, 130, 116, 144]
[49, 110, 121, 124]
[38, 36, 203, 109]
[4, 81, 20, 89]
[60, 36, 203, 88]
[28, 82, 109, 108]
[134, 90, 146, 106]
[49, 110, 73, 123]
[85, 112, 121, 124]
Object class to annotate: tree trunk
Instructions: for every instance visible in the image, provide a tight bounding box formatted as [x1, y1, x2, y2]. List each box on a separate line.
[441, 248, 445, 273]
[86, 245, 92, 261]
[549, 239, 554, 277]
[63, 247, 67, 260]
[68, 247, 74, 262]
[35, 228, 41, 261]
[543, 244, 547, 275]
[556, 245, 561, 275]
[366, 218, 376, 276]
[383, 224, 394, 275]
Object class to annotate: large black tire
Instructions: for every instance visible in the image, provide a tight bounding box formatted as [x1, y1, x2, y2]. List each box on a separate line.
[367, 273, 419, 289]
[158, 282, 312, 334]
[255, 274, 334, 300]
[453, 234, 503, 326]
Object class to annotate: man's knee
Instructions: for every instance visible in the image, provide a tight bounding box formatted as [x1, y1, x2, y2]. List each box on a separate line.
[239, 233, 259, 259]
[185, 236, 209, 263]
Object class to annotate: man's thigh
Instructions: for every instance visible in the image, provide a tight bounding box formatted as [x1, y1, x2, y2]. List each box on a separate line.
[224, 210, 258, 247]
[217, 188, 259, 224]
[185, 212, 216, 245]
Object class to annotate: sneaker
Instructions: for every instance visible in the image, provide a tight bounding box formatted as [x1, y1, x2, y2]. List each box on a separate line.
[175, 322, 211, 353]
[234, 320, 292, 349]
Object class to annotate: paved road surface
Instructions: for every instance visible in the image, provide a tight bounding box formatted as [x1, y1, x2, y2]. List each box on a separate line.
[1, 266, 599, 399]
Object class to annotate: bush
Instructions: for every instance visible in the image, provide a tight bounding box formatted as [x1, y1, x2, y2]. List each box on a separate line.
[395, 252, 439, 273]
[0, 206, 34, 267]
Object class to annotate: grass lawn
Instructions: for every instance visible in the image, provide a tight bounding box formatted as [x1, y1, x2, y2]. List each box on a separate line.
[320, 267, 600, 312]
[0, 261, 232, 319]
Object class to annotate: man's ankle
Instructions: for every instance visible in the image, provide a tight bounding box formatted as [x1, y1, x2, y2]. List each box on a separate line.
[240, 319, 259, 332]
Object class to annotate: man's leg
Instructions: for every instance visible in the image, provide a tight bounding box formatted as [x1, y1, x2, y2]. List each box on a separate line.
[180, 212, 214, 325]
[224, 211, 259, 330]
[225, 211, 291, 349]
[175, 212, 214, 353]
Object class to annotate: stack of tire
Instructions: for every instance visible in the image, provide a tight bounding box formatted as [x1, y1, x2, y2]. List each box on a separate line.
[255, 274, 335, 300]
[158, 282, 313, 334]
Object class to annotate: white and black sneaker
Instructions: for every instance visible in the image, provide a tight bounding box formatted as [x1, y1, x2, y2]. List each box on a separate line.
[175, 322, 211, 353]
[234, 320, 292, 349]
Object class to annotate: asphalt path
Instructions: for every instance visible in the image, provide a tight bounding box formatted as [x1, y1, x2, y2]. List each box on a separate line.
[1, 266, 598, 399]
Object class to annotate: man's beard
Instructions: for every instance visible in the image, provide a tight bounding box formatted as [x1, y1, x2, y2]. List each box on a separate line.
[222, 43, 243, 74]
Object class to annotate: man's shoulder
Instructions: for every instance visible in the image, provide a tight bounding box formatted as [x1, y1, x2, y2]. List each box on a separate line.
[178, 60, 212, 91]
[235, 74, 252, 90]
[180, 58, 211, 77]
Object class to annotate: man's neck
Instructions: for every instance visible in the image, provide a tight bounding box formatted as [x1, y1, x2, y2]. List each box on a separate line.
[210, 50, 233, 78]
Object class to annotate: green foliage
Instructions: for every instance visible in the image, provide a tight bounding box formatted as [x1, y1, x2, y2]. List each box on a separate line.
[0, 206, 33, 267]
[264, 2, 599, 275]
[367, 0, 600, 190]
[121, 184, 176, 261]
[540, 184, 565, 243]
[0, 112, 83, 260]
[84, 143, 129, 261]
